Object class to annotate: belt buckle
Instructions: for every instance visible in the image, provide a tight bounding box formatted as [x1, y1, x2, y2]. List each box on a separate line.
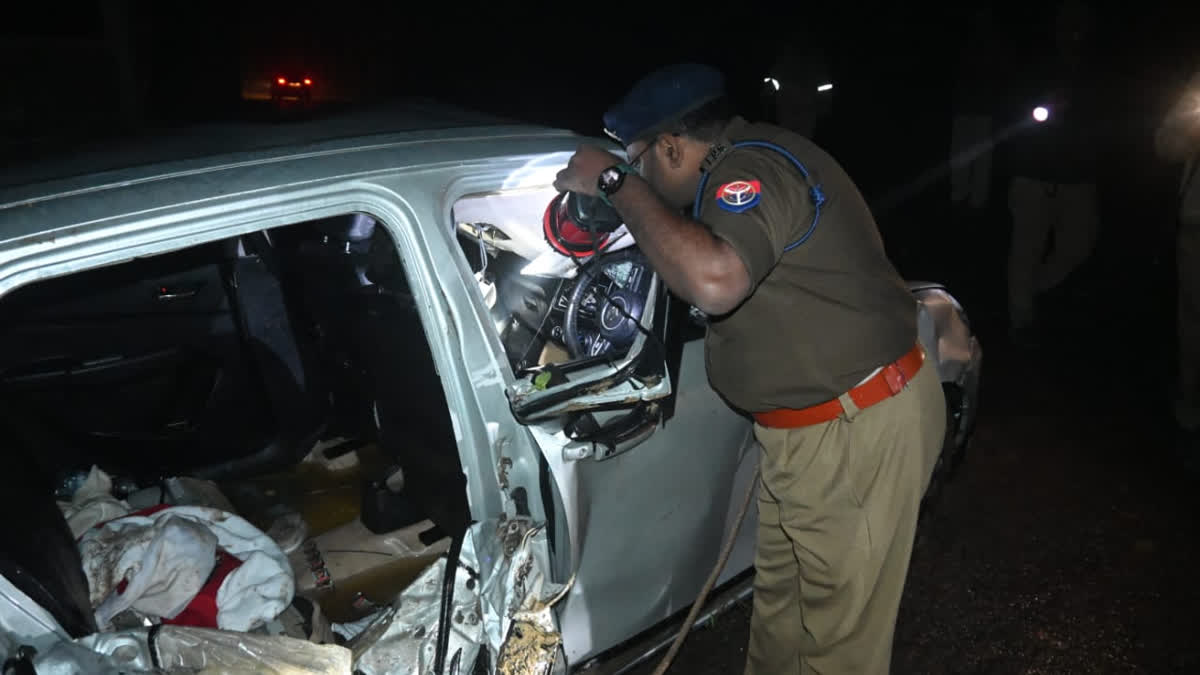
[882, 364, 907, 394]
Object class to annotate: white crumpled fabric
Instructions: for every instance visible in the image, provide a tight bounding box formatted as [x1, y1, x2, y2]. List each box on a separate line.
[85, 514, 218, 626]
[57, 466, 132, 538]
[80, 506, 294, 632]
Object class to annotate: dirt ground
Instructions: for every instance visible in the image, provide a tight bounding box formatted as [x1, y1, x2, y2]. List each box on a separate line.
[625, 267, 1200, 674]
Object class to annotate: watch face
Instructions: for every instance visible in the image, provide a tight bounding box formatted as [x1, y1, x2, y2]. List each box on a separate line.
[600, 168, 621, 191]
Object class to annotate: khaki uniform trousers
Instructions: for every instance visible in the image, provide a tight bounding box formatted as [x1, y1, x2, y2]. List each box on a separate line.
[744, 357, 945, 675]
[1006, 176, 1100, 328]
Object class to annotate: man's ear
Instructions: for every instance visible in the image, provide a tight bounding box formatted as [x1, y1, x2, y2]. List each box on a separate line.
[661, 135, 685, 169]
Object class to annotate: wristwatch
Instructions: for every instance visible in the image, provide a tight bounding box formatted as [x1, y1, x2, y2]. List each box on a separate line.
[597, 163, 635, 205]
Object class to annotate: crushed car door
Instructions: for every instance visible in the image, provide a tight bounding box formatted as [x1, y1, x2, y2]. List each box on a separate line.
[506, 254, 758, 665]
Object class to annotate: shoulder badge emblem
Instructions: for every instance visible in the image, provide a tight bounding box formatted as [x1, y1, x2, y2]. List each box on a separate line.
[715, 180, 762, 213]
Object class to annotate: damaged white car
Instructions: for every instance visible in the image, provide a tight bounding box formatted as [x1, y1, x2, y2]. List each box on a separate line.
[0, 103, 981, 674]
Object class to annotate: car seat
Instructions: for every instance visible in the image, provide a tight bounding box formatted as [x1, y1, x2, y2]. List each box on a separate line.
[275, 215, 470, 537]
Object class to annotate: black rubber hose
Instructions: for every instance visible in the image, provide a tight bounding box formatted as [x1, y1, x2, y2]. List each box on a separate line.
[434, 532, 465, 674]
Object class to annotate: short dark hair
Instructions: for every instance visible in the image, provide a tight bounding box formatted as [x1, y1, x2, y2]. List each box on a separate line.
[664, 96, 733, 143]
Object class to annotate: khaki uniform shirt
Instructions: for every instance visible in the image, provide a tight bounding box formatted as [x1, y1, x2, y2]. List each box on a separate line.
[697, 117, 917, 413]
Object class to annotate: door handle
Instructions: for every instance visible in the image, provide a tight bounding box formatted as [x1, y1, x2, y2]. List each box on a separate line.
[562, 401, 660, 462]
[591, 416, 657, 460]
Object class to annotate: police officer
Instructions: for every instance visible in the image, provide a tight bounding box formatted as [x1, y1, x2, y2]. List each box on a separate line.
[1003, 0, 1103, 348]
[554, 63, 946, 674]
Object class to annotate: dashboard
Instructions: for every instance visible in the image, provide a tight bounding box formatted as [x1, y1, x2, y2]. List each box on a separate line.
[457, 225, 654, 374]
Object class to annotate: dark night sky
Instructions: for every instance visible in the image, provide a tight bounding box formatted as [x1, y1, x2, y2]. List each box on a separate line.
[1, 1, 1198, 373]
[5, 3, 1197, 135]
[4, 1, 1198, 232]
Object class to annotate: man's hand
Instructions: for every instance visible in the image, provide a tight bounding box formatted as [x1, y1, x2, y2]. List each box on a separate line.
[553, 145, 624, 196]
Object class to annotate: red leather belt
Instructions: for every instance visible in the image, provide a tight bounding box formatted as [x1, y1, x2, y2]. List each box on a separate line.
[753, 343, 926, 429]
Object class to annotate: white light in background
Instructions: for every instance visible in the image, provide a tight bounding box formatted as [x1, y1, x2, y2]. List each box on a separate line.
[1032, 106, 1050, 122]
[817, 83, 833, 92]
[764, 77, 781, 91]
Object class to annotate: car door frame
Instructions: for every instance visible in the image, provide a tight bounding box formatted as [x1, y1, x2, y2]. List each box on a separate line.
[2, 168, 576, 663]
[525, 290, 758, 666]
[0, 175, 554, 525]
[437, 154, 762, 666]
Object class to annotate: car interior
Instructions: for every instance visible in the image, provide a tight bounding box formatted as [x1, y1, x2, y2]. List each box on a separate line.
[0, 213, 471, 636]
[0, 192, 674, 653]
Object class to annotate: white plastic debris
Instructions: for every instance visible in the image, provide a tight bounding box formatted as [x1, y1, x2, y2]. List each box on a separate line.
[331, 609, 385, 642]
[31, 625, 351, 674]
[125, 476, 236, 512]
[57, 466, 131, 538]
[163, 477, 237, 512]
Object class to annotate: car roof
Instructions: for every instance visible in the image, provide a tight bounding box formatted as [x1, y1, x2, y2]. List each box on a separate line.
[2, 99, 559, 192]
[0, 99, 586, 241]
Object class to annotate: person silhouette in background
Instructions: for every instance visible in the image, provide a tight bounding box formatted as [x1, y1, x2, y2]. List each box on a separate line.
[1156, 61, 1200, 457]
[949, 6, 1008, 215]
[762, 37, 834, 140]
[1003, 0, 1103, 349]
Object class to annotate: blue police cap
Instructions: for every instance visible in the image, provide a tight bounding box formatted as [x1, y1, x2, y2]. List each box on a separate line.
[603, 63, 727, 146]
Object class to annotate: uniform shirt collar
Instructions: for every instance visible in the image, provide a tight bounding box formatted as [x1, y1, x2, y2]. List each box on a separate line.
[700, 116, 752, 174]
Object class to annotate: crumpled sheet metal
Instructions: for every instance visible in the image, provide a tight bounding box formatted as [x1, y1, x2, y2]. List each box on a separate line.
[353, 516, 571, 675]
[21, 517, 568, 675]
[351, 556, 482, 675]
[31, 625, 352, 674]
[494, 612, 564, 675]
[486, 519, 571, 675]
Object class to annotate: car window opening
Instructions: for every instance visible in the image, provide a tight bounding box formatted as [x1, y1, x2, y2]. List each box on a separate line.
[0, 212, 470, 638]
[451, 189, 656, 381]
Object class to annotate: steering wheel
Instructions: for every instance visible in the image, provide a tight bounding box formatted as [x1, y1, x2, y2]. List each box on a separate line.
[562, 247, 653, 360]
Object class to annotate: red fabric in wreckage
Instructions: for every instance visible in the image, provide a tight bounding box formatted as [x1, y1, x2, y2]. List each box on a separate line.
[109, 503, 246, 628]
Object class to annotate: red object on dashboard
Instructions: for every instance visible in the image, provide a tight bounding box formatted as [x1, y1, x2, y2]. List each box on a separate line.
[543, 192, 608, 258]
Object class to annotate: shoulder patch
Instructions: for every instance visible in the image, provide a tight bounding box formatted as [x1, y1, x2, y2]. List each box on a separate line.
[715, 180, 762, 213]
